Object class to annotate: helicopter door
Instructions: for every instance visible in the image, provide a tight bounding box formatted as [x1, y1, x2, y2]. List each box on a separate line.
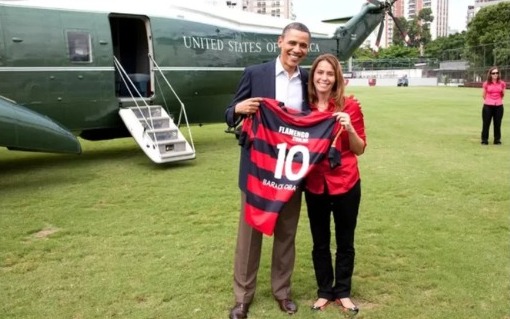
[109, 15, 153, 98]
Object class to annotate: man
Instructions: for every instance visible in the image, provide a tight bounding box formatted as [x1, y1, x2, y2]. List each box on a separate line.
[225, 22, 311, 319]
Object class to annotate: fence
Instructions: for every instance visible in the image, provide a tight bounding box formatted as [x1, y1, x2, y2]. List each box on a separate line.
[344, 41, 510, 85]
[346, 58, 439, 72]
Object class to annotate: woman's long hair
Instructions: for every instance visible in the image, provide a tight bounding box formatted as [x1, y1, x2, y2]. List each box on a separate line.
[308, 53, 345, 112]
[486, 66, 501, 84]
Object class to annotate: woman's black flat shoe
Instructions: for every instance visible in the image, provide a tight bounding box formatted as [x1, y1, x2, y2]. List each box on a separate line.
[335, 299, 359, 317]
[341, 305, 359, 317]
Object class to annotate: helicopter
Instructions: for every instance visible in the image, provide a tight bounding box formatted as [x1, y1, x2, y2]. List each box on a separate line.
[0, 0, 402, 163]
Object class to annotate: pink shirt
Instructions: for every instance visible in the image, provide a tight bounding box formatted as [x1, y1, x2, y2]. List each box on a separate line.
[483, 81, 506, 106]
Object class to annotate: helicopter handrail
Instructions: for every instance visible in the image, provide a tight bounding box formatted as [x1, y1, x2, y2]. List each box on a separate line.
[149, 54, 195, 152]
[113, 57, 157, 142]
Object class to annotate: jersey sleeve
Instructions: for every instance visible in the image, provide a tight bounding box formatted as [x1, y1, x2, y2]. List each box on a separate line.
[238, 115, 255, 150]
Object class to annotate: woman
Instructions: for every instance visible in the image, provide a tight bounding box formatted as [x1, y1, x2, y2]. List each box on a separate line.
[481, 66, 506, 145]
[305, 53, 366, 316]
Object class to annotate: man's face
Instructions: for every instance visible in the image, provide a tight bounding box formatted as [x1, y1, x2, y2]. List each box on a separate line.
[277, 29, 310, 73]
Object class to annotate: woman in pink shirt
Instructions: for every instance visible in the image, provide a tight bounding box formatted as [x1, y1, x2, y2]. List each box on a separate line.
[305, 53, 366, 316]
[481, 66, 506, 145]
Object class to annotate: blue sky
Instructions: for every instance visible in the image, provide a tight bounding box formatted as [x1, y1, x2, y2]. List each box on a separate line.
[293, 0, 473, 32]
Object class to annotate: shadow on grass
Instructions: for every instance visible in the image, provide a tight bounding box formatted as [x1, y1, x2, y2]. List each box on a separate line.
[0, 142, 197, 185]
[0, 145, 139, 172]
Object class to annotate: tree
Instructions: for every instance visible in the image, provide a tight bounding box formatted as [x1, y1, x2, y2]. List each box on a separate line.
[352, 47, 377, 60]
[426, 31, 467, 61]
[393, 8, 434, 56]
[392, 17, 409, 45]
[351, 44, 419, 71]
[465, 2, 510, 69]
[378, 45, 419, 59]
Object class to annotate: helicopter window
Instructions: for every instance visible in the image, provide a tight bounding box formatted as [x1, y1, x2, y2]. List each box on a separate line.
[67, 31, 92, 63]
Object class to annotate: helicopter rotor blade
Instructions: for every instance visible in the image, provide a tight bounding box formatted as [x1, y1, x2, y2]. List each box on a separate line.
[375, 19, 385, 47]
[387, 9, 409, 45]
[366, 0, 382, 7]
[368, 0, 408, 46]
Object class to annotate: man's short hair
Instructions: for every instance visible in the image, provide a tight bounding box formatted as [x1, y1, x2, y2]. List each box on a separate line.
[281, 22, 311, 38]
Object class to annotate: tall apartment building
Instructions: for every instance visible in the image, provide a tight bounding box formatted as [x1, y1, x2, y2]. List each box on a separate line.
[244, 0, 294, 19]
[371, 0, 448, 49]
[402, 0, 448, 39]
[203, 0, 294, 19]
[202, 0, 245, 10]
[381, 0, 405, 47]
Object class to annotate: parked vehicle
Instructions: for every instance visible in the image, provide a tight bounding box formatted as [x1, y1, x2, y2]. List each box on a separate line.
[397, 75, 409, 87]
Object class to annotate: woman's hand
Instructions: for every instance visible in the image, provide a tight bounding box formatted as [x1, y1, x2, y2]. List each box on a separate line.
[333, 112, 353, 132]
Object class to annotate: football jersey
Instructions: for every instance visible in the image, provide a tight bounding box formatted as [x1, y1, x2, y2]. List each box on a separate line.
[239, 98, 339, 235]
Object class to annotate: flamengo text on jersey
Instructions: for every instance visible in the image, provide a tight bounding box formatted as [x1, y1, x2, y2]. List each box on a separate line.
[263, 179, 297, 191]
[278, 126, 310, 143]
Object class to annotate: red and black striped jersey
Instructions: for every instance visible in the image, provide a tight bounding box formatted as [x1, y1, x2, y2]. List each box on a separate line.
[239, 98, 339, 235]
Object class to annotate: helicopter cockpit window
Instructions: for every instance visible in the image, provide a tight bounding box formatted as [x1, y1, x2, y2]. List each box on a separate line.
[67, 31, 92, 63]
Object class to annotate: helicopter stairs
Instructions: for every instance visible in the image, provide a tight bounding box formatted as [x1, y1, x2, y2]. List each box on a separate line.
[119, 104, 195, 163]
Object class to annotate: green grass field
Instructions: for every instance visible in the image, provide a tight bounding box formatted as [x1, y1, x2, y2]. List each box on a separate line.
[1, 87, 509, 319]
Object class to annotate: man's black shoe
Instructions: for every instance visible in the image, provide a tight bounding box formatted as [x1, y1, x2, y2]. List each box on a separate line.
[229, 302, 249, 319]
[276, 299, 298, 314]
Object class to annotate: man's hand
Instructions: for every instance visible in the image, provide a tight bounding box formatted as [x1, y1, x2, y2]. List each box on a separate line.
[235, 97, 263, 115]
